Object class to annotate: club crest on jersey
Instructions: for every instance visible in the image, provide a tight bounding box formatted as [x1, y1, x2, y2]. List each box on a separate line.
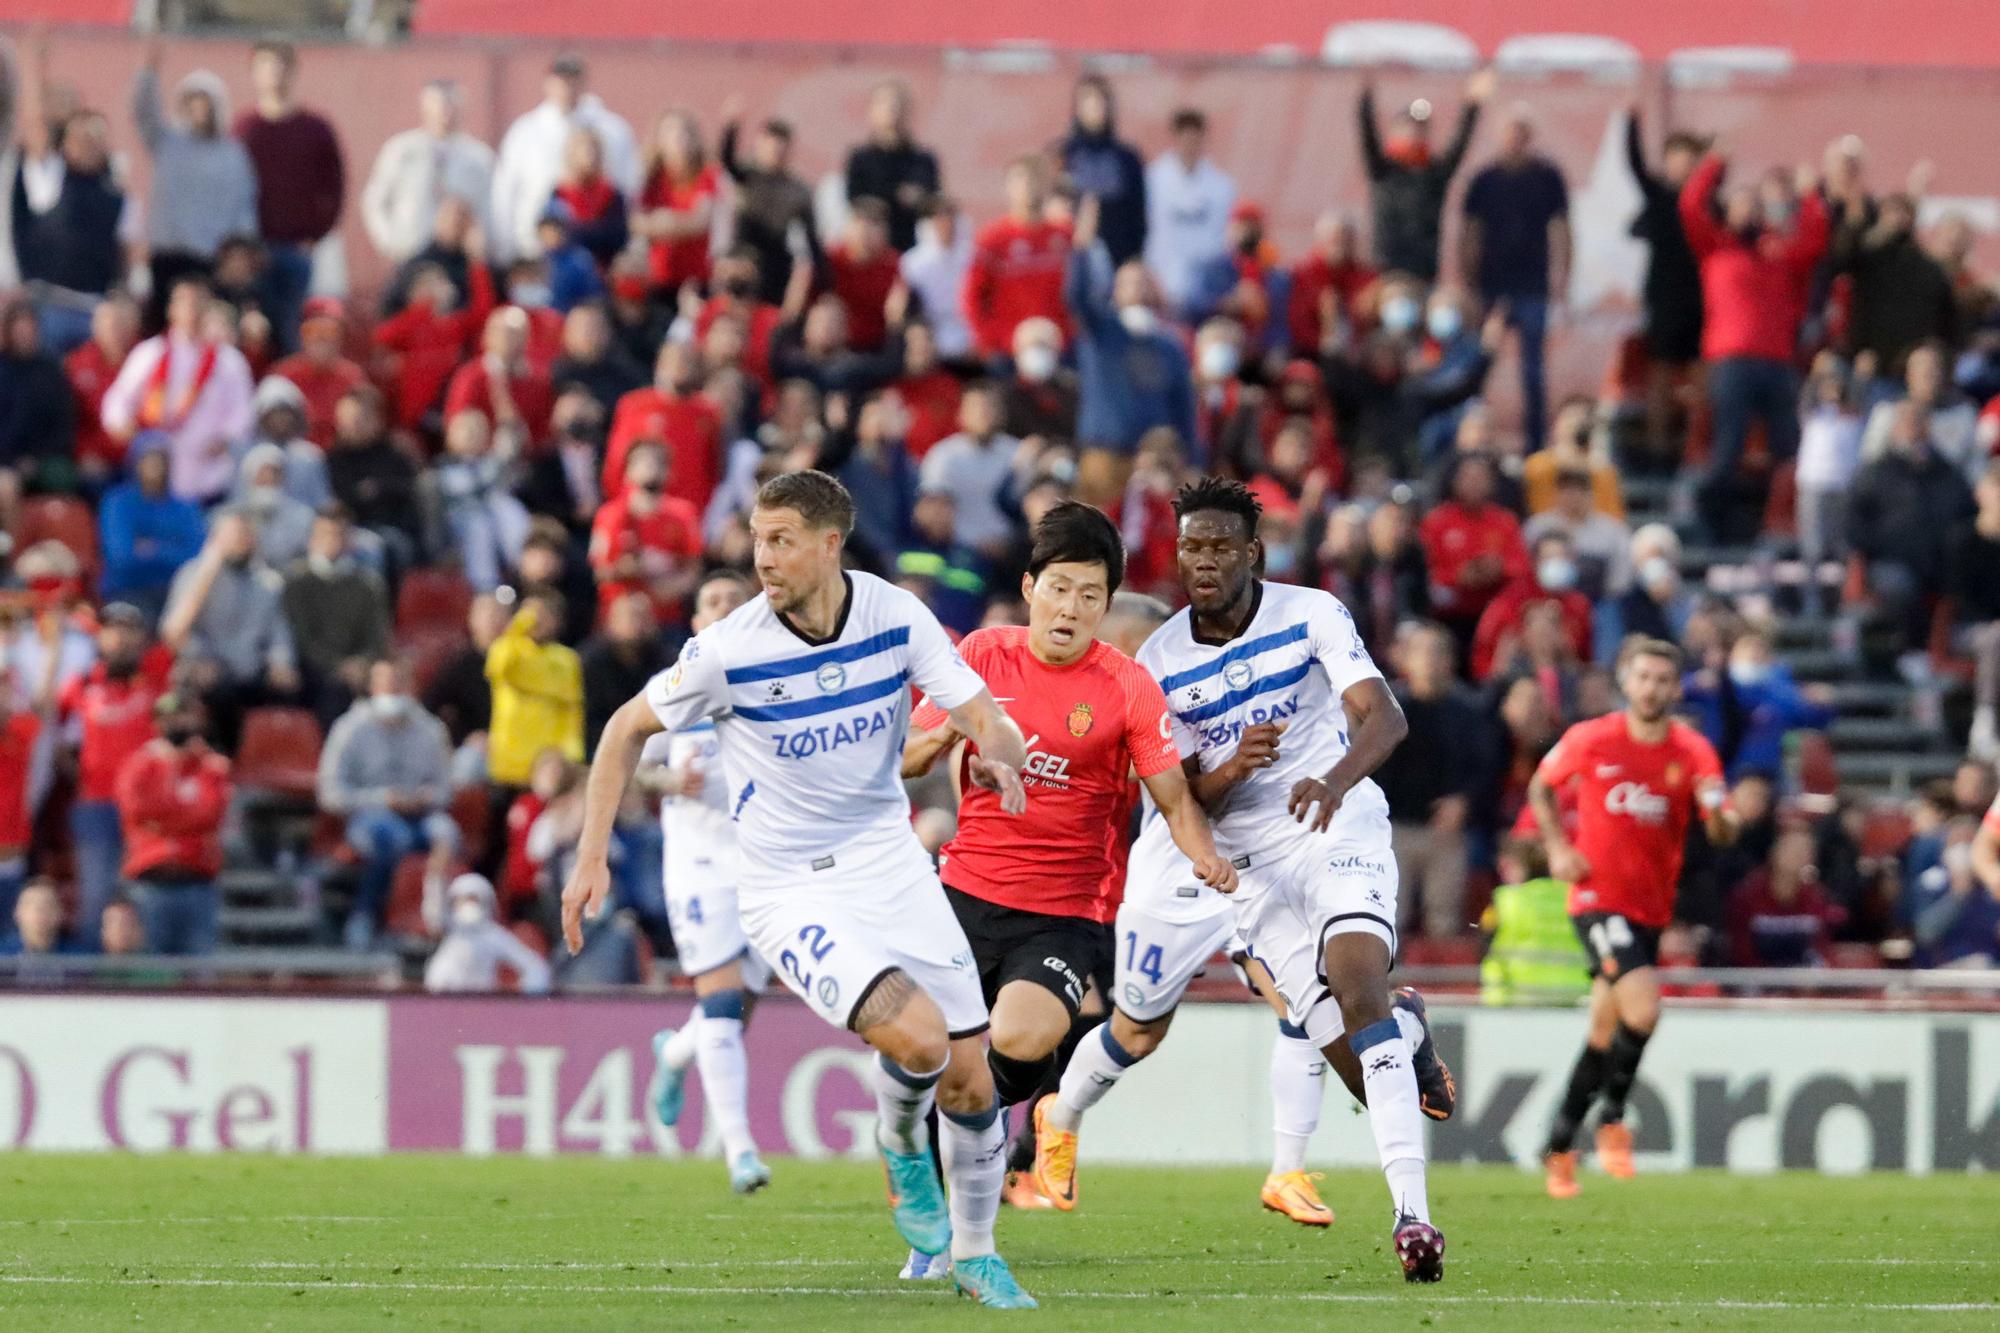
[666, 661, 685, 691]
[1067, 702, 1094, 737]
[815, 661, 847, 694]
[1223, 660, 1254, 690]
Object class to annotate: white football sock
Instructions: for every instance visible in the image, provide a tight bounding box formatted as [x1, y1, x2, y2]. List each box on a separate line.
[1269, 1031, 1326, 1174]
[941, 1103, 1006, 1261]
[1393, 1004, 1426, 1057]
[694, 1015, 755, 1160]
[662, 1014, 702, 1072]
[870, 1052, 941, 1155]
[1049, 1022, 1140, 1133]
[1353, 1017, 1430, 1224]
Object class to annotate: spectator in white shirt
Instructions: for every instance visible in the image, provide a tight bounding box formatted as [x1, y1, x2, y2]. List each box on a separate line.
[360, 80, 495, 264]
[424, 874, 552, 993]
[917, 382, 1023, 556]
[899, 196, 974, 361]
[490, 53, 638, 264]
[100, 274, 255, 504]
[1144, 107, 1235, 317]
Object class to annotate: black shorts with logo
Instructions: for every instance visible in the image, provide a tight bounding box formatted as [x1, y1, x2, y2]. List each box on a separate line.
[944, 886, 1110, 1018]
[1572, 911, 1663, 981]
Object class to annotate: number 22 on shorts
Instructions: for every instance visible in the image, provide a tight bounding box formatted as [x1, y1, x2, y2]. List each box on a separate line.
[781, 923, 836, 991]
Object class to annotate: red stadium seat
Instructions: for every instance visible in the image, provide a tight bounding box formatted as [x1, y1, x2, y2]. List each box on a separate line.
[232, 708, 323, 800]
[14, 496, 100, 580]
[1861, 808, 1915, 861]
[1796, 732, 1840, 799]
[397, 568, 475, 641]
[384, 853, 457, 939]
[449, 785, 493, 868]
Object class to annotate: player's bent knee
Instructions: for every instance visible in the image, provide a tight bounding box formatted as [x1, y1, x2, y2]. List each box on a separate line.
[852, 970, 949, 1071]
[1108, 1009, 1170, 1058]
[938, 1038, 996, 1114]
[989, 983, 1072, 1060]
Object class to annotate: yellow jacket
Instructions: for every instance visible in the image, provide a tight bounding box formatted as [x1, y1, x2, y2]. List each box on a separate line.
[484, 610, 584, 785]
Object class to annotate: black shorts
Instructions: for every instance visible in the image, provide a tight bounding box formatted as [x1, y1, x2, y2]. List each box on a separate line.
[1572, 911, 1662, 981]
[944, 886, 1110, 1019]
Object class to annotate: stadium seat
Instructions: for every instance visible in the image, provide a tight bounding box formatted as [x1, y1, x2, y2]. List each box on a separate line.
[14, 496, 99, 580]
[449, 785, 492, 868]
[1797, 732, 1840, 798]
[396, 568, 475, 641]
[1861, 808, 1915, 861]
[384, 853, 454, 939]
[233, 708, 324, 801]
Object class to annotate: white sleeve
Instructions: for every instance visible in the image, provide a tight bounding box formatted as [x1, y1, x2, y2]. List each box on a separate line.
[1309, 592, 1383, 698]
[903, 599, 985, 713]
[643, 629, 729, 733]
[637, 732, 675, 768]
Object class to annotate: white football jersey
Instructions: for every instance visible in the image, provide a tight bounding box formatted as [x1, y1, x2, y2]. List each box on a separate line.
[1137, 580, 1388, 856]
[641, 722, 738, 891]
[644, 572, 987, 880]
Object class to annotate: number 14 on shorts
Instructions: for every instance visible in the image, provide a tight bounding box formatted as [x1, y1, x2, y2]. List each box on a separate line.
[1123, 931, 1165, 985]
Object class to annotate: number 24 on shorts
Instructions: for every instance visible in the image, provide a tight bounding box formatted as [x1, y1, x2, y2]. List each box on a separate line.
[781, 923, 835, 991]
[1123, 930, 1164, 985]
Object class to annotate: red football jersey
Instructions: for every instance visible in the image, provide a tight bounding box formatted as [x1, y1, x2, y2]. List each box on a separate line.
[912, 627, 1178, 923]
[1534, 711, 1726, 928]
[1985, 792, 2000, 837]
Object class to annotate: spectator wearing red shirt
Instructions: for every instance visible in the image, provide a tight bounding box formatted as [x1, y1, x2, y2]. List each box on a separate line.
[268, 298, 367, 449]
[0, 688, 40, 927]
[1728, 824, 1842, 968]
[235, 41, 345, 357]
[604, 341, 724, 511]
[114, 693, 232, 956]
[372, 253, 496, 436]
[59, 604, 173, 947]
[66, 294, 141, 488]
[694, 248, 784, 391]
[828, 199, 904, 351]
[1419, 452, 1530, 639]
[1679, 154, 1830, 543]
[546, 127, 630, 272]
[893, 320, 964, 461]
[1287, 212, 1378, 356]
[964, 156, 1072, 362]
[635, 110, 720, 293]
[588, 443, 704, 625]
[445, 307, 555, 449]
[1470, 532, 1596, 681]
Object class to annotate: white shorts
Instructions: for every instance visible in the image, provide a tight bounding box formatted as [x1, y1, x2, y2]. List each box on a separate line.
[663, 877, 773, 990]
[1228, 807, 1399, 1049]
[1111, 897, 1236, 1022]
[738, 833, 989, 1038]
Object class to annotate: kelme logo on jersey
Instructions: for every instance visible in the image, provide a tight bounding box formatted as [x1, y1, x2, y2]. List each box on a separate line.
[1197, 696, 1300, 749]
[1606, 781, 1671, 823]
[772, 702, 897, 758]
[815, 661, 847, 693]
[1223, 660, 1254, 690]
[1067, 702, 1094, 737]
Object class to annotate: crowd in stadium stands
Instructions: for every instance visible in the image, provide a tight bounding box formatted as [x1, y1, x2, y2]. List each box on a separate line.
[3, 33, 2000, 979]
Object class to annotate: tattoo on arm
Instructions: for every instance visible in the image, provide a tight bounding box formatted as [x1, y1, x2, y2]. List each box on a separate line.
[849, 968, 918, 1033]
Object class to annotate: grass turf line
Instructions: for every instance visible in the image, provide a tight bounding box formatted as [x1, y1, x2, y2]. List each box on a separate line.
[1, 1156, 1994, 1330]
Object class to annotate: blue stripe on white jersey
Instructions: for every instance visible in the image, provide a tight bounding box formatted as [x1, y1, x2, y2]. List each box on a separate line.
[732, 669, 913, 723]
[722, 626, 911, 684]
[1156, 622, 1309, 694]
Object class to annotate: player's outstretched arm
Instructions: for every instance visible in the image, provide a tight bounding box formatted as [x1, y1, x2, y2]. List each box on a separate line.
[1290, 678, 1408, 833]
[946, 689, 1029, 814]
[561, 695, 666, 953]
[900, 718, 962, 779]
[1142, 763, 1238, 894]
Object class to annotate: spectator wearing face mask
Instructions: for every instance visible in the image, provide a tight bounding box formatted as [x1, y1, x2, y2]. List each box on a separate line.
[999, 316, 1076, 442]
[282, 506, 391, 726]
[1680, 152, 1830, 544]
[1596, 523, 1695, 663]
[1683, 629, 1835, 783]
[899, 197, 974, 362]
[1523, 469, 1632, 603]
[964, 156, 1072, 363]
[1320, 278, 1501, 475]
[519, 387, 608, 537]
[318, 657, 458, 950]
[485, 591, 584, 811]
[1470, 531, 1595, 681]
[115, 693, 231, 956]
[231, 442, 316, 569]
[589, 443, 704, 624]
[424, 873, 552, 993]
[243, 374, 333, 512]
[1065, 195, 1196, 508]
[718, 105, 819, 306]
[1357, 71, 1493, 284]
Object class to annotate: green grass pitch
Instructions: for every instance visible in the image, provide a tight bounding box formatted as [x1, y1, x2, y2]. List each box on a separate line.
[2, 1156, 1994, 1329]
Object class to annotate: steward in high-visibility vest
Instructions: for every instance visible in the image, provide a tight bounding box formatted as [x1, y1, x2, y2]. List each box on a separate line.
[1480, 876, 1592, 1006]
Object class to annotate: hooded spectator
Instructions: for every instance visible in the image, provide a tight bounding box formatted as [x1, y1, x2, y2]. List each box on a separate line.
[245, 372, 333, 510]
[1357, 71, 1491, 283]
[490, 54, 639, 264]
[1145, 107, 1235, 315]
[718, 106, 819, 305]
[100, 274, 256, 503]
[234, 40, 345, 356]
[360, 80, 494, 265]
[97, 433, 205, 616]
[424, 873, 551, 993]
[964, 156, 1071, 361]
[1058, 75, 1146, 266]
[130, 42, 257, 319]
[231, 442, 316, 569]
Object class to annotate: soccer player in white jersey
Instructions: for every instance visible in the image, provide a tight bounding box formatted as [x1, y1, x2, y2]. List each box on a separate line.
[1034, 594, 1457, 1228]
[642, 569, 772, 1195]
[562, 470, 1040, 1309]
[1129, 477, 1444, 1281]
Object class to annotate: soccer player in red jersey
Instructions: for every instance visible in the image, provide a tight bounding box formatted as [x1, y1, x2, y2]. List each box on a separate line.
[903, 503, 1235, 1137]
[1527, 637, 1737, 1198]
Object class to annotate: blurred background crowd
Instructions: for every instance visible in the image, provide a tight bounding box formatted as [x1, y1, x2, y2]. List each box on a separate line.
[2, 24, 1999, 988]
